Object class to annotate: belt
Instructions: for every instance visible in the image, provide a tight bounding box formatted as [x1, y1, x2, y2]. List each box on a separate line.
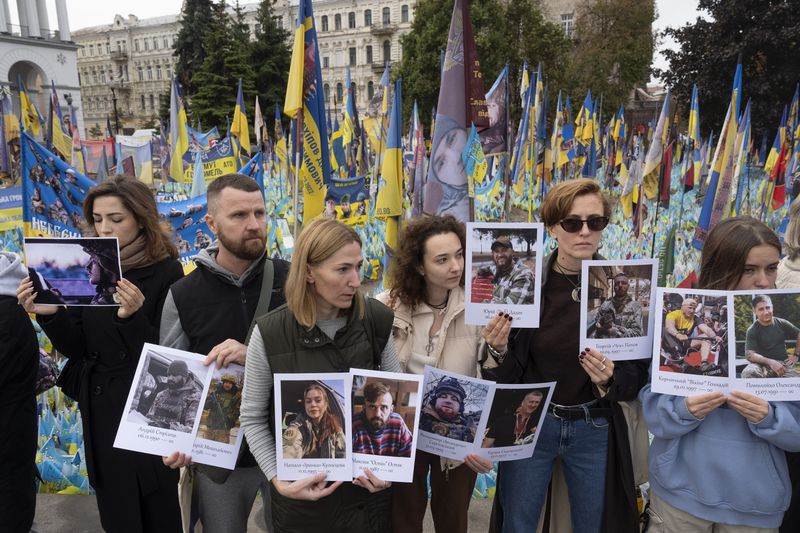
[548, 400, 612, 421]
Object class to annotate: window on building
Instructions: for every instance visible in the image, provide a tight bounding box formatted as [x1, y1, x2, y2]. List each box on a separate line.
[123, 65, 129, 80]
[364, 9, 372, 26]
[166, 67, 171, 80]
[106, 43, 110, 54]
[140, 95, 145, 110]
[156, 65, 162, 80]
[366, 45, 373, 64]
[321, 15, 328, 32]
[91, 68, 97, 84]
[146, 66, 152, 80]
[383, 40, 391, 63]
[367, 81, 374, 99]
[89, 44, 94, 56]
[137, 67, 143, 81]
[561, 13, 574, 38]
[323, 56, 329, 68]
[348, 12, 355, 28]
[153, 38, 158, 50]
[336, 82, 343, 103]
[335, 14, 342, 30]
[163, 36, 169, 48]
[149, 94, 155, 109]
[134, 39, 139, 52]
[80, 47, 85, 57]
[324, 83, 330, 103]
[382, 7, 390, 25]
[100, 70, 106, 83]
[349, 47, 356, 66]
[402, 5, 409, 23]
[104, 97, 109, 110]
[144, 39, 149, 51]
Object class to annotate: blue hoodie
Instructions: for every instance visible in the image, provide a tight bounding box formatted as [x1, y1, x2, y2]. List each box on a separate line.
[640, 384, 800, 528]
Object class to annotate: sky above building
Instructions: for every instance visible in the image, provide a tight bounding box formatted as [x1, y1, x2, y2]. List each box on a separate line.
[53, 0, 698, 81]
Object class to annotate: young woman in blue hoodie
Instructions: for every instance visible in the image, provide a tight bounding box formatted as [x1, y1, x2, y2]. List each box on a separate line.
[641, 217, 800, 532]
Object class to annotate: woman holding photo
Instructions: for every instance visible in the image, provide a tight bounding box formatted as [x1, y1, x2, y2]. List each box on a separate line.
[483, 178, 648, 533]
[16, 176, 183, 532]
[240, 218, 400, 532]
[377, 214, 498, 533]
[641, 216, 800, 531]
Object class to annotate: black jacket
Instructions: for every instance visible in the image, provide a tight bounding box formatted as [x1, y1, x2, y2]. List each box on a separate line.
[483, 252, 649, 533]
[0, 296, 38, 404]
[37, 257, 183, 533]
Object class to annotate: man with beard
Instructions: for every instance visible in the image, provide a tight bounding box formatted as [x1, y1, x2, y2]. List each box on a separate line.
[146, 359, 201, 431]
[593, 272, 644, 338]
[477, 235, 535, 305]
[160, 173, 288, 533]
[202, 373, 242, 444]
[352, 382, 413, 457]
[419, 378, 477, 443]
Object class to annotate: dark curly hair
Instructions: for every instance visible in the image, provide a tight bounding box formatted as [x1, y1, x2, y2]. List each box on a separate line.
[387, 214, 466, 307]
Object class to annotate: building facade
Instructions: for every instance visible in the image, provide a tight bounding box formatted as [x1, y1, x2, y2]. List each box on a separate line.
[0, 0, 82, 137]
[74, 1, 414, 136]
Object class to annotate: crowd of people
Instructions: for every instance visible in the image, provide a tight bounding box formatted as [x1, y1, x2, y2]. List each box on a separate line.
[3, 173, 800, 533]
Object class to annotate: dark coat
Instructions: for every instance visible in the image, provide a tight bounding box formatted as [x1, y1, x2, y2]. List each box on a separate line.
[38, 257, 183, 533]
[482, 252, 649, 533]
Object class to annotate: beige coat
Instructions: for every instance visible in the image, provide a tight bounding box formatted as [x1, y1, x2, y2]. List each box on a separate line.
[777, 256, 800, 289]
[376, 286, 492, 471]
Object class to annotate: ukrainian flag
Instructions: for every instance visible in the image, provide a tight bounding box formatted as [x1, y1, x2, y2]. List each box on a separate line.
[169, 79, 189, 182]
[375, 80, 403, 248]
[18, 75, 43, 137]
[283, 0, 331, 222]
[230, 78, 251, 155]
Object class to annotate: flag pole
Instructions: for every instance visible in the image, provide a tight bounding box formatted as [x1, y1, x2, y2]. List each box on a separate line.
[293, 111, 304, 238]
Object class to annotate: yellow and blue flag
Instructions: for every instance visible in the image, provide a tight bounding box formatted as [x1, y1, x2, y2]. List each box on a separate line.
[284, 0, 331, 222]
[169, 79, 189, 181]
[18, 75, 44, 137]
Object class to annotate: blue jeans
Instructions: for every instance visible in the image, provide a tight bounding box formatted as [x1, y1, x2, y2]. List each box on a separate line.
[498, 408, 610, 533]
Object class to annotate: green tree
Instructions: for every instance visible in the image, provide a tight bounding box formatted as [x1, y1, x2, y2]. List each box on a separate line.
[656, 0, 800, 137]
[190, 0, 256, 130]
[174, 0, 214, 95]
[567, 0, 655, 114]
[249, 0, 291, 126]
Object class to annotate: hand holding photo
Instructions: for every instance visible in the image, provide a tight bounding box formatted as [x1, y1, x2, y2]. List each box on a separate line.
[465, 222, 543, 328]
[24, 237, 122, 306]
[580, 259, 657, 360]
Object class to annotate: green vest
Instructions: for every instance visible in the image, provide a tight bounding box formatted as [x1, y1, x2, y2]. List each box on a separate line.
[255, 297, 394, 374]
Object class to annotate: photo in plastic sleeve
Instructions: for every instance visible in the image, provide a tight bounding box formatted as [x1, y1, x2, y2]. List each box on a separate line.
[274, 373, 353, 481]
[730, 289, 800, 400]
[114, 344, 212, 457]
[24, 237, 122, 306]
[478, 383, 555, 462]
[651, 288, 732, 397]
[416, 366, 492, 462]
[580, 259, 657, 360]
[191, 363, 246, 470]
[464, 222, 543, 328]
[350, 369, 424, 483]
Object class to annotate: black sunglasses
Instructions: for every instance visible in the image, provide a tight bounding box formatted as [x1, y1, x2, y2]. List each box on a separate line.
[558, 216, 609, 233]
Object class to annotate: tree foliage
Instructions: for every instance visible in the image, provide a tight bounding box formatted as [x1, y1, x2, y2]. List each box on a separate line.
[568, 0, 655, 113]
[249, 0, 291, 122]
[174, 0, 214, 95]
[655, 0, 800, 137]
[398, 0, 652, 127]
[189, 1, 256, 129]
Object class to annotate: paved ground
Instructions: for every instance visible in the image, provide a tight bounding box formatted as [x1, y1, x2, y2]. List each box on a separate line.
[33, 492, 494, 532]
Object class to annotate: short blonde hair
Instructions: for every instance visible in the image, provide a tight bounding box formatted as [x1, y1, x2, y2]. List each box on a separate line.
[540, 178, 611, 228]
[286, 218, 363, 328]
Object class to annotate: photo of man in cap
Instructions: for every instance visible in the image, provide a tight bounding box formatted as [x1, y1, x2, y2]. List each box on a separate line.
[476, 235, 536, 305]
[419, 377, 478, 443]
[146, 359, 202, 433]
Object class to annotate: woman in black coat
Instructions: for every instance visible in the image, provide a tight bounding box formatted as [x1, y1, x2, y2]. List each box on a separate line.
[17, 177, 184, 533]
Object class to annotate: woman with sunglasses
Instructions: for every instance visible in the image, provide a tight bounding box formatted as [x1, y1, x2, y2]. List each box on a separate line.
[484, 179, 648, 533]
[641, 217, 800, 532]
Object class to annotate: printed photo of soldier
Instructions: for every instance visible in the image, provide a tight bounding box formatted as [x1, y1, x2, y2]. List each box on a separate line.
[419, 372, 489, 444]
[733, 292, 800, 379]
[470, 226, 538, 305]
[585, 264, 653, 339]
[197, 366, 244, 444]
[127, 350, 205, 434]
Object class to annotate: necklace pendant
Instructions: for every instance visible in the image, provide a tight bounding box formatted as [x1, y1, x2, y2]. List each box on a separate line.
[571, 287, 581, 303]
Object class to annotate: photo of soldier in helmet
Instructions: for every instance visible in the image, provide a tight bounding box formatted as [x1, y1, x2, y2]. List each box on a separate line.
[198, 368, 243, 444]
[419, 375, 484, 443]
